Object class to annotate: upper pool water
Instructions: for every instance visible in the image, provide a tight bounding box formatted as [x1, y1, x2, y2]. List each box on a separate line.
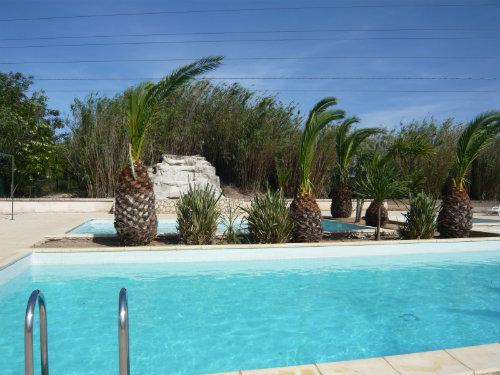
[0, 250, 499, 375]
[66, 219, 370, 234]
[473, 218, 500, 224]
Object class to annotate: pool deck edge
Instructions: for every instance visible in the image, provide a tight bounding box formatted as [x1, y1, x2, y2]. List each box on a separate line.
[35, 235, 500, 253]
[203, 343, 500, 375]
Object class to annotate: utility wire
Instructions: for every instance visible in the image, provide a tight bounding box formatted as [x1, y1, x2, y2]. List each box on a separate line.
[1, 36, 498, 49]
[28, 89, 500, 93]
[33, 76, 499, 81]
[2, 56, 499, 65]
[1, 27, 498, 42]
[1, 3, 499, 22]
[258, 89, 500, 93]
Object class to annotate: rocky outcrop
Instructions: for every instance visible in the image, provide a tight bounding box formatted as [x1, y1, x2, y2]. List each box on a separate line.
[148, 155, 222, 199]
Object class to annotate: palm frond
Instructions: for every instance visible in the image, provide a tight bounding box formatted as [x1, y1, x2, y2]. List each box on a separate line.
[348, 128, 384, 160]
[127, 56, 224, 160]
[306, 97, 338, 121]
[454, 110, 500, 188]
[335, 116, 359, 169]
[353, 154, 409, 205]
[333, 117, 382, 187]
[146, 56, 224, 104]
[127, 82, 153, 159]
[298, 102, 345, 193]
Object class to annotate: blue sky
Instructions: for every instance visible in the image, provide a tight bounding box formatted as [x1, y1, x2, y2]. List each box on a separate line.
[1, 0, 499, 129]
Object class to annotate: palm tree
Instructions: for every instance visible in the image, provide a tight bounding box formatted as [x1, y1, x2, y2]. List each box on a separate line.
[114, 56, 224, 245]
[289, 97, 345, 242]
[437, 111, 500, 238]
[354, 154, 408, 240]
[330, 117, 382, 218]
[386, 132, 435, 192]
[364, 133, 434, 227]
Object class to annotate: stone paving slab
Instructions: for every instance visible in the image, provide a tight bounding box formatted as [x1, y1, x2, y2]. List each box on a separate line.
[242, 364, 319, 375]
[0, 213, 111, 265]
[384, 350, 473, 375]
[446, 343, 500, 375]
[197, 344, 500, 375]
[317, 357, 399, 374]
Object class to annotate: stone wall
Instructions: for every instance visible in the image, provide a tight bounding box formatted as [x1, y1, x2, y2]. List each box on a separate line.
[148, 154, 222, 199]
[0, 198, 114, 213]
[1, 197, 498, 214]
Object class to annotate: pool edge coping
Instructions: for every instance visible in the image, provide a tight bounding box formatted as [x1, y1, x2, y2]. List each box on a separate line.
[205, 342, 500, 375]
[35, 235, 500, 253]
[2, 236, 499, 270]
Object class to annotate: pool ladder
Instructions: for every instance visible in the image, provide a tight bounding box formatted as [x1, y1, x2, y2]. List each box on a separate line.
[24, 288, 130, 375]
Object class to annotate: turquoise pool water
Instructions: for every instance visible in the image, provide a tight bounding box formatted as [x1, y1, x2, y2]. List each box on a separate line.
[67, 218, 235, 234]
[66, 219, 370, 234]
[473, 218, 500, 224]
[0, 250, 499, 375]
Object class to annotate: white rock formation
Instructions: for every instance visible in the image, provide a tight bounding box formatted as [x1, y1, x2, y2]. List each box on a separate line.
[148, 155, 222, 199]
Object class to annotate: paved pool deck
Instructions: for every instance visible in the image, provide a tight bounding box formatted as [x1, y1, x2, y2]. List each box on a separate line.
[1, 212, 499, 374]
[0, 212, 175, 266]
[205, 342, 500, 375]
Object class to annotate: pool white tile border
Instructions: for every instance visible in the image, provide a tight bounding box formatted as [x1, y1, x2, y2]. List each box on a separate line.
[0, 238, 498, 284]
[30, 238, 500, 265]
[0, 253, 31, 286]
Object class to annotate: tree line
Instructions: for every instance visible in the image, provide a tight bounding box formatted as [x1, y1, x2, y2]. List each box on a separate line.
[1, 71, 499, 200]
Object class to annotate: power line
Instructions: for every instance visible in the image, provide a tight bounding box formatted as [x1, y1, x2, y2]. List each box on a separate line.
[1, 36, 498, 49]
[1, 3, 498, 22]
[33, 76, 499, 81]
[259, 89, 500, 93]
[1, 27, 498, 42]
[2, 56, 499, 65]
[28, 89, 500, 93]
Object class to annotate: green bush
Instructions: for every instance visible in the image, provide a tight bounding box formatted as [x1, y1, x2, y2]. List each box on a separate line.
[176, 184, 222, 244]
[242, 188, 292, 243]
[399, 191, 439, 239]
[220, 202, 242, 244]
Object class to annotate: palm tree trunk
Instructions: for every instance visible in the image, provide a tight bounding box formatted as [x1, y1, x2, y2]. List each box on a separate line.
[376, 205, 381, 240]
[471, 159, 481, 200]
[290, 192, 323, 242]
[355, 198, 364, 222]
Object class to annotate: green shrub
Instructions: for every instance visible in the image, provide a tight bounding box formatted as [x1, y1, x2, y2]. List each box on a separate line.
[176, 184, 222, 244]
[399, 191, 439, 239]
[242, 188, 292, 243]
[220, 202, 242, 244]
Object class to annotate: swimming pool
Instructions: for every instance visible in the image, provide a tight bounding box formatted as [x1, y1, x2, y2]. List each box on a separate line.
[473, 218, 500, 224]
[66, 218, 370, 234]
[1, 242, 499, 375]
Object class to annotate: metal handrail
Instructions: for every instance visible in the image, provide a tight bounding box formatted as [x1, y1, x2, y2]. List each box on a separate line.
[25, 289, 48, 375]
[118, 288, 130, 375]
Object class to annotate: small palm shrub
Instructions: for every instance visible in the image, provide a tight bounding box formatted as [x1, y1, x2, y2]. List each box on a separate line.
[176, 184, 222, 244]
[353, 154, 409, 240]
[242, 188, 293, 243]
[399, 191, 439, 239]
